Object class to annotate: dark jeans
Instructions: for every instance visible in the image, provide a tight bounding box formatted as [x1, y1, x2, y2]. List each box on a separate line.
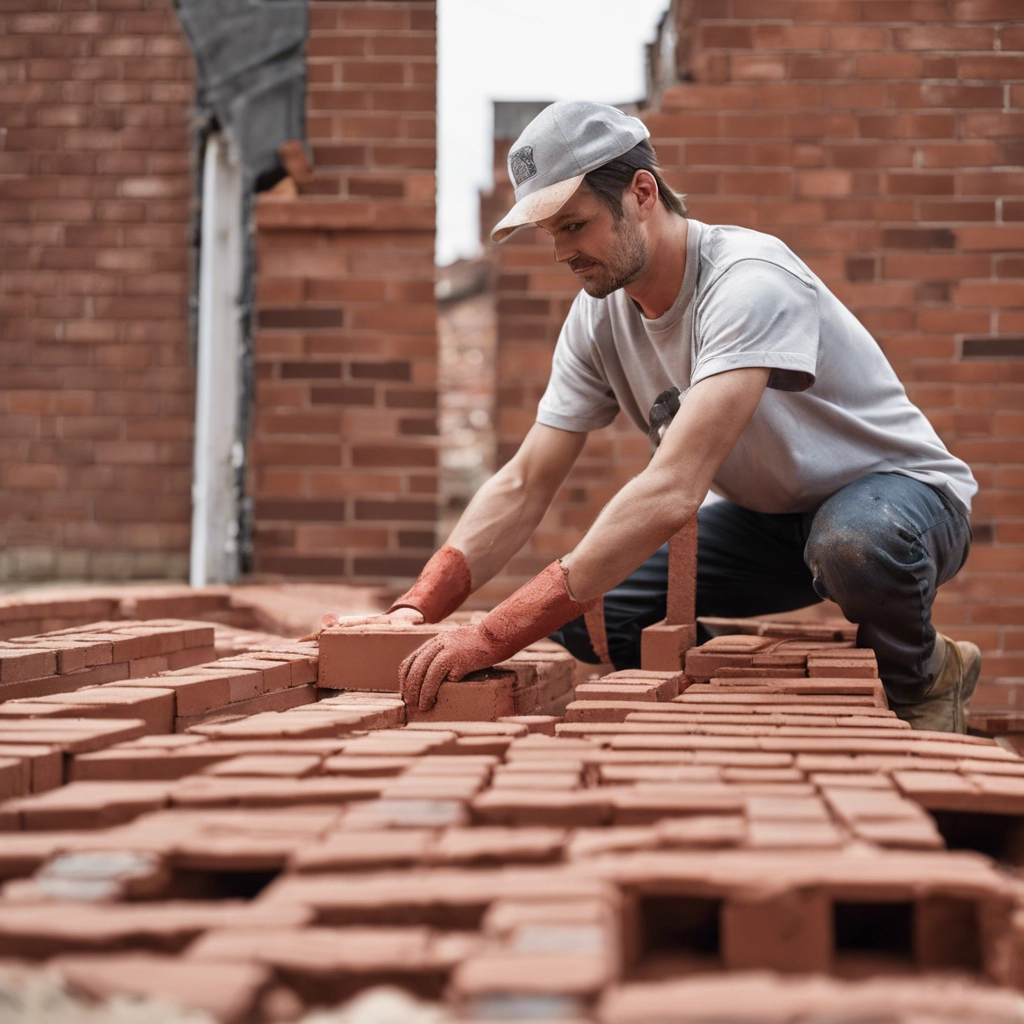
[551, 472, 971, 706]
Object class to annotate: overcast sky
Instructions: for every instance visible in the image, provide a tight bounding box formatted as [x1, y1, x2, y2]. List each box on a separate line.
[437, 0, 671, 266]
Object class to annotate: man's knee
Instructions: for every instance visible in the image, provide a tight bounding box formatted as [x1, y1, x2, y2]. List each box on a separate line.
[804, 494, 919, 616]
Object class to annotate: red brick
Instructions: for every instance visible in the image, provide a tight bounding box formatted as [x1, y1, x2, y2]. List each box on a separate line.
[70, 743, 226, 781]
[0, 717, 147, 754]
[170, 774, 384, 809]
[318, 624, 442, 691]
[641, 622, 698, 672]
[4, 779, 173, 830]
[953, 0, 1024, 20]
[129, 672, 230, 718]
[49, 955, 270, 1024]
[173, 685, 320, 733]
[201, 753, 322, 778]
[722, 892, 831, 971]
[452, 951, 613, 1000]
[0, 743, 62, 792]
[666, 517, 697, 626]
[291, 828, 432, 873]
[0, 647, 57, 684]
[0, 686, 174, 734]
[472, 789, 613, 828]
[407, 671, 516, 723]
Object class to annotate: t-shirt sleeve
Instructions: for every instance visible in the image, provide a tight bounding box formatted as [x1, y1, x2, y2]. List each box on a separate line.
[535, 296, 619, 433]
[692, 259, 819, 392]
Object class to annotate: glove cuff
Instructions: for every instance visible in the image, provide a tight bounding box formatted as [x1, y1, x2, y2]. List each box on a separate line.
[478, 560, 598, 661]
[388, 545, 472, 623]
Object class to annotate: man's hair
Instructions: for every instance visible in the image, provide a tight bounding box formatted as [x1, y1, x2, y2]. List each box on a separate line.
[583, 139, 687, 220]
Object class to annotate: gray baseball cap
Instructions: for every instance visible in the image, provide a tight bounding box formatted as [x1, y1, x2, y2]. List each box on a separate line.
[490, 100, 650, 243]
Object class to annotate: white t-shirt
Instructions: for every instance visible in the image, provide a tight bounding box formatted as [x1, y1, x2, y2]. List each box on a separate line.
[536, 219, 976, 515]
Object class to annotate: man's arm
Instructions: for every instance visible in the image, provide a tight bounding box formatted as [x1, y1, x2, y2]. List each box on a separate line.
[311, 423, 586, 633]
[447, 422, 587, 588]
[561, 366, 770, 599]
[399, 367, 770, 708]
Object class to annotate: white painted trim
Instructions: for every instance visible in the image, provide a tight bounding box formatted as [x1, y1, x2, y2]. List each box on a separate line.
[190, 132, 244, 586]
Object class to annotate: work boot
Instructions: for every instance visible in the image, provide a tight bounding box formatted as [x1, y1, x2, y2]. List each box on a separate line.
[893, 635, 981, 733]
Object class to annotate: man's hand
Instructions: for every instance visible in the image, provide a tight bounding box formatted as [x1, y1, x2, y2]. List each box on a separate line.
[399, 559, 595, 711]
[400, 622, 505, 711]
[298, 544, 471, 642]
[299, 605, 423, 642]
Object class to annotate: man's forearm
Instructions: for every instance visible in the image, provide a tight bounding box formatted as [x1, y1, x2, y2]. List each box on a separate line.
[561, 468, 700, 602]
[446, 461, 555, 588]
[562, 367, 771, 602]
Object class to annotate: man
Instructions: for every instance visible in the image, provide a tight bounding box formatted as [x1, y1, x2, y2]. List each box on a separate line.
[335, 101, 978, 732]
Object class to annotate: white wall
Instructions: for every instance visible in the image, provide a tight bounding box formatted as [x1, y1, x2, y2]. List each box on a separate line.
[437, 0, 671, 266]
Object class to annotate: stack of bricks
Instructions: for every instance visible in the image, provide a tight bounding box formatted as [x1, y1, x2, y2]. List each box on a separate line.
[968, 705, 1024, 757]
[317, 622, 579, 722]
[0, 620, 217, 703]
[0, 637, 323, 740]
[0, 585, 251, 641]
[640, 516, 700, 670]
[249, 0, 440, 582]
[0, 0, 196, 583]
[0, 581, 396, 642]
[483, 2, 1024, 695]
[0, 576, 1022, 1021]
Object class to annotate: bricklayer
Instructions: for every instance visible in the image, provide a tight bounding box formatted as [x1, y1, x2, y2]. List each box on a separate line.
[482, 0, 1024, 693]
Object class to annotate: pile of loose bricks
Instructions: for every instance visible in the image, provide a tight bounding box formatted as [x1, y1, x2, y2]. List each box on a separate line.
[1, 538, 1024, 1021]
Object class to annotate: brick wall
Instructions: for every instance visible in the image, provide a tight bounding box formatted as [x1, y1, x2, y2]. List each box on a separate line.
[0, 0, 196, 582]
[486, 3, 1024, 689]
[437, 259, 498, 541]
[250, 0, 438, 585]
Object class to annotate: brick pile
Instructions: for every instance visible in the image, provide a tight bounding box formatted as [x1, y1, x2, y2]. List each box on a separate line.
[0, 586, 1017, 1021]
[482, 2, 1024, 696]
[0, 619, 217, 703]
[0, 587, 250, 642]
[319, 625, 578, 720]
[0, 581, 391, 642]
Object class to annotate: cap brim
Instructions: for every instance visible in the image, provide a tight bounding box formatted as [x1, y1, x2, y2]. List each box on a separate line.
[490, 174, 586, 243]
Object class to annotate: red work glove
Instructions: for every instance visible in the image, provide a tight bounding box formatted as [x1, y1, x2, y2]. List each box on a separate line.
[388, 545, 472, 623]
[400, 559, 598, 711]
[300, 546, 472, 641]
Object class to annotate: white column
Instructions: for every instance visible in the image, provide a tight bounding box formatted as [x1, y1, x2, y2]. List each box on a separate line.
[190, 132, 244, 586]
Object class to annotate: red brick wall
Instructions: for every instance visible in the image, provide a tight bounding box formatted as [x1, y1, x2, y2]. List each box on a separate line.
[487, 2, 1024, 689]
[0, 0, 196, 582]
[250, 0, 438, 583]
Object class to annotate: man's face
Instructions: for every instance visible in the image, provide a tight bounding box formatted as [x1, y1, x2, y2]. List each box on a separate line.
[538, 187, 649, 299]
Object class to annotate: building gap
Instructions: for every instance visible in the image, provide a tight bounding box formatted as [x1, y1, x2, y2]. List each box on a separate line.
[930, 810, 1024, 866]
[633, 895, 723, 977]
[833, 900, 914, 973]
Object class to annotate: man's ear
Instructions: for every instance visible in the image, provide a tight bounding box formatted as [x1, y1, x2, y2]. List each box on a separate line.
[631, 169, 659, 221]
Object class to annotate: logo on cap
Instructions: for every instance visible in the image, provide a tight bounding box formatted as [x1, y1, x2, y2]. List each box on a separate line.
[509, 146, 538, 188]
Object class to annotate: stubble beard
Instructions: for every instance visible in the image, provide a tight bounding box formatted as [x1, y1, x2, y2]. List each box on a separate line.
[578, 214, 649, 299]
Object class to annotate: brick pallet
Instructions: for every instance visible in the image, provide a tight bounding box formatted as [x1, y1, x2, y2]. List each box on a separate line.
[0, 609, 1019, 1021]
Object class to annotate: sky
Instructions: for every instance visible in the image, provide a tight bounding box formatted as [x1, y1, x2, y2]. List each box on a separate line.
[436, 0, 671, 266]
